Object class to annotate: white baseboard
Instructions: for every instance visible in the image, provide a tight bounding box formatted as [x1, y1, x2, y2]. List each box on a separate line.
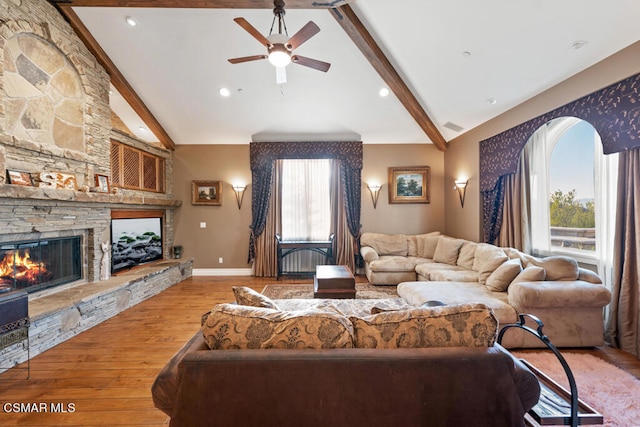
[192, 268, 254, 276]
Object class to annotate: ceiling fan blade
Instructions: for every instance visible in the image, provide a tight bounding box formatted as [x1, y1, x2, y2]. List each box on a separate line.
[292, 55, 331, 72]
[234, 17, 272, 48]
[285, 21, 320, 50]
[228, 55, 268, 64]
[276, 66, 287, 84]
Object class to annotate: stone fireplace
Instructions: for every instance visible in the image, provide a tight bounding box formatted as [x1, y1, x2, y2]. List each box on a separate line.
[0, 235, 82, 294]
[0, 0, 189, 373]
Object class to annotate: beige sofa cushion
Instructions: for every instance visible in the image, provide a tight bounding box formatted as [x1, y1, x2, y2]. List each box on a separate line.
[417, 235, 441, 258]
[511, 266, 546, 284]
[429, 269, 480, 282]
[407, 231, 440, 256]
[578, 267, 602, 284]
[433, 237, 464, 265]
[526, 256, 579, 281]
[457, 241, 478, 270]
[361, 233, 407, 256]
[472, 244, 509, 285]
[349, 303, 498, 349]
[368, 256, 422, 272]
[201, 304, 354, 350]
[233, 286, 280, 310]
[508, 281, 611, 309]
[415, 262, 464, 280]
[486, 259, 523, 292]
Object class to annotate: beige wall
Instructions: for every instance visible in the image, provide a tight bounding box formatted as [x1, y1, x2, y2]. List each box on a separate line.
[362, 144, 445, 235]
[173, 145, 252, 269]
[174, 143, 445, 269]
[444, 41, 640, 242]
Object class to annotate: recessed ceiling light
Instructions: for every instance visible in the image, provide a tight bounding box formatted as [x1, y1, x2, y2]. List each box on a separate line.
[462, 51, 471, 57]
[487, 98, 497, 105]
[219, 87, 231, 97]
[569, 40, 588, 50]
[379, 88, 390, 97]
[139, 126, 147, 131]
[125, 16, 138, 27]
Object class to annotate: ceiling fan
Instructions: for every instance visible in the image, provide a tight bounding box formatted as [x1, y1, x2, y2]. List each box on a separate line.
[228, 0, 331, 84]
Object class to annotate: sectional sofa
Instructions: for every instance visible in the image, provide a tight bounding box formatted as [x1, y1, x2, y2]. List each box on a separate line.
[360, 232, 611, 348]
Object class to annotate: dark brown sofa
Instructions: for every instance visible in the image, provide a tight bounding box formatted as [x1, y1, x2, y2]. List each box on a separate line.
[152, 332, 540, 427]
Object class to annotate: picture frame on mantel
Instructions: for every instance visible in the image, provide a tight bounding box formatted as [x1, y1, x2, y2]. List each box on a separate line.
[192, 180, 222, 206]
[6, 170, 33, 186]
[95, 174, 110, 193]
[388, 166, 430, 204]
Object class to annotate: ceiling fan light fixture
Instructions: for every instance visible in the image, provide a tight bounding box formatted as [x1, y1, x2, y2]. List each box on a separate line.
[268, 45, 291, 67]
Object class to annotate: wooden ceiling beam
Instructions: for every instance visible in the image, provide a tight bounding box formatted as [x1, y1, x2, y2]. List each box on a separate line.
[49, 0, 339, 8]
[55, 5, 176, 150]
[330, 5, 447, 151]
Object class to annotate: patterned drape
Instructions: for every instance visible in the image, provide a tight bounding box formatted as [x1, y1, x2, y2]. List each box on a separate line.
[248, 141, 363, 263]
[479, 72, 640, 242]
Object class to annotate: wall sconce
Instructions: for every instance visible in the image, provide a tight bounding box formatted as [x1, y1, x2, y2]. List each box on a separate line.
[454, 180, 468, 208]
[367, 184, 382, 209]
[232, 184, 247, 209]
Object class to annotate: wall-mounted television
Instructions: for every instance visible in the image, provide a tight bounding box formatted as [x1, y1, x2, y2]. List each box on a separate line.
[111, 215, 162, 273]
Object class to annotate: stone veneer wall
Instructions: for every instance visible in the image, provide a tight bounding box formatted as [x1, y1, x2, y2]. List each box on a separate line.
[0, 0, 177, 279]
[0, 0, 186, 370]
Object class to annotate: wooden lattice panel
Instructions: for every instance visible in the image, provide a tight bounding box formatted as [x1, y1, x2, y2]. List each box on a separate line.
[110, 142, 121, 186]
[110, 141, 165, 193]
[122, 146, 141, 188]
[143, 154, 157, 191]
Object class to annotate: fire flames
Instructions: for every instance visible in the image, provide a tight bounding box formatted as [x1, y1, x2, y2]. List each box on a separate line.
[0, 250, 50, 286]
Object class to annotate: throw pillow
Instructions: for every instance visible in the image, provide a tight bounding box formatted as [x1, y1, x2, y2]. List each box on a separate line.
[456, 241, 478, 270]
[407, 232, 440, 256]
[511, 266, 546, 284]
[201, 303, 354, 350]
[417, 235, 441, 258]
[578, 267, 602, 284]
[432, 237, 465, 265]
[527, 256, 579, 281]
[471, 243, 509, 285]
[232, 286, 280, 310]
[486, 258, 523, 292]
[349, 303, 498, 349]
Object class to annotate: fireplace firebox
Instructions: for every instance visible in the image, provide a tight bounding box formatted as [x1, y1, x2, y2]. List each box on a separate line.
[0, 237, 82, 294]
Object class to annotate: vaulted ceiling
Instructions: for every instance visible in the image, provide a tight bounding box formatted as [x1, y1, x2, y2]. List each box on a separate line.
[51, 1, 640, 152]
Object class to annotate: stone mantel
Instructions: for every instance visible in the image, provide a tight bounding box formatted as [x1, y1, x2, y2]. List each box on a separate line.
[0, 184, 182, 209]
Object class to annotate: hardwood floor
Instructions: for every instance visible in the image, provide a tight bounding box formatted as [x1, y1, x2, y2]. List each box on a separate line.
[0, 276, 638, 426]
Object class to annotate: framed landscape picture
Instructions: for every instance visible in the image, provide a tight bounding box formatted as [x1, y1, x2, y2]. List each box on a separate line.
[192, 180, 222, 205]
[388, 166, 430, 204]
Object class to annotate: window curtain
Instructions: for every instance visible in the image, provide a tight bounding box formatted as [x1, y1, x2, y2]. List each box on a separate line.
[606, 148, 640, 358]
[523, 125, 552, 255]
[248, 141, 362, 276]
[253, 162, 280, 277]
[331, 160, 355, 271]
[497, 170, 523, 251]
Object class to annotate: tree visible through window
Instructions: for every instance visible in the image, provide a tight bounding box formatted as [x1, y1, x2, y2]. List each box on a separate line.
[548, 120, 596, 252]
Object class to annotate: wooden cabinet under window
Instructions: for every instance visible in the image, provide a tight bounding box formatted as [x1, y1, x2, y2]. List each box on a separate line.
[111, 141, 165, 193]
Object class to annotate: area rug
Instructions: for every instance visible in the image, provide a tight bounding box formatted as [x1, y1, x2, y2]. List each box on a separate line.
[512, 351, 640, 426]
[261, 283, 397, 300]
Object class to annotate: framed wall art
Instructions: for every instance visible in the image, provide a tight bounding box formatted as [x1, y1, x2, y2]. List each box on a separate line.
[192, 180, 222, 206]
[388, 166, 430, 204]
[95, 174, 110, 193]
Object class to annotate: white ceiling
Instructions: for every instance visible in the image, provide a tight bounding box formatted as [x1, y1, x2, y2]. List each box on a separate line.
[73, 0, 640, 146]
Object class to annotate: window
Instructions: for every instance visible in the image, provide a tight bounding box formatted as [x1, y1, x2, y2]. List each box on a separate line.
[281, 158, 331, 241]
[548, 120, 596, 254]
[524, 117, 618, 271]
[110, 141, 165, 193]
[280, 158, 332, 271]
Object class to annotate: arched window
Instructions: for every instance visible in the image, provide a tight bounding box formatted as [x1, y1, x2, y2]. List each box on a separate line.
[523, 117, 617, 279]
